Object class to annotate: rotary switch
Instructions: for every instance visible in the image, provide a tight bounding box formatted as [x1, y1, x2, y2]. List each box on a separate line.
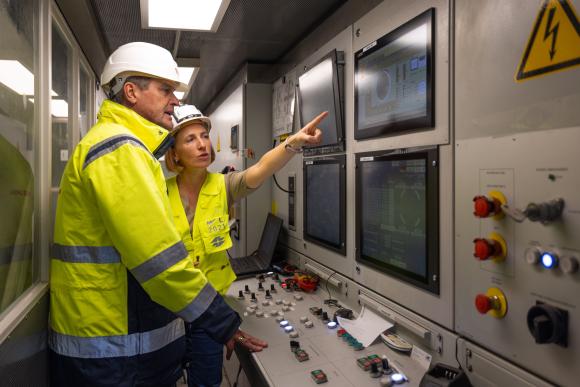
[527, 303, 568, 347]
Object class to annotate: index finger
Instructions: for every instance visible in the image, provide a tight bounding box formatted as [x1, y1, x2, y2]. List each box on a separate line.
[304, 111, 328, 130]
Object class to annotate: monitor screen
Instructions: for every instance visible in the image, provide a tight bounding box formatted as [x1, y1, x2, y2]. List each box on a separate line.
[356, 147, 439, 293]
[298, 50, 345, 156]
[355, 8, 434, 140]
[303, 155, 346, 255]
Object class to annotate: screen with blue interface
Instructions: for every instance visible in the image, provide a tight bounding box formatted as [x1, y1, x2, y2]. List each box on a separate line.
[355, 8, 433, 139]
[357, 147, 438, 292]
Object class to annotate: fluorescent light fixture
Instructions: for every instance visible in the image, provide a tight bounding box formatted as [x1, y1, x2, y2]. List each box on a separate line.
[174, 91, 185, 100]
[140, 0, 231, 32]
[178, 67, 196, 85]
[0, 60, 57, 96]
[175, 65, 198, 101]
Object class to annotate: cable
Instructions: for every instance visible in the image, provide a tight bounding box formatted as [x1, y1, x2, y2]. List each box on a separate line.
[322, 271, 341, 309]
[271, 138, 294, 194]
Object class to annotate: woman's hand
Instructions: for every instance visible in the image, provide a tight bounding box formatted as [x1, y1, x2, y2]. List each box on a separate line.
[287, 111, 328, 148]
[225, 329, 268, 360]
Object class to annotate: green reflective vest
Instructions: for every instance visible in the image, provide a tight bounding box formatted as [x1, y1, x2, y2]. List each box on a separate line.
[167, 173, 236, 295]
[49, 100, 217, 359]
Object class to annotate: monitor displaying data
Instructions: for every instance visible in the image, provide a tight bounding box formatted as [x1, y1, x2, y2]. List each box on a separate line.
[356, 147, 439, 293]
[303, 155, 346, 255]
[355, 8, 434, 140]
[298, 50, 345, 156]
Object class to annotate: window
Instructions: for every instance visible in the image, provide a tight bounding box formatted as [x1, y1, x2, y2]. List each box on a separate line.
[0, 0, 38, 314]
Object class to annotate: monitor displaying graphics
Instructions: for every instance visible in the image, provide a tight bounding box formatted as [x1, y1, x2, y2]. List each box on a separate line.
[303, 155, 346, 255]
[298, 50, 345, 156]
[356, 147, 439, 293]
[355, 8, 434, 140]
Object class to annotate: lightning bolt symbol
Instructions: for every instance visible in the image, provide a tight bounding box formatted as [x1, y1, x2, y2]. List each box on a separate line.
[543, 6, 559, 60]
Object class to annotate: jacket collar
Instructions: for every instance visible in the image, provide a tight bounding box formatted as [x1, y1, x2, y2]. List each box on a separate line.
[97, 100, 172, 158]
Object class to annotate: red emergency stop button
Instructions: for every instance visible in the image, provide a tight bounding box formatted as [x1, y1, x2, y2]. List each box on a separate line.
[473, 195, 501, 218]
[474, 288, 508, 318]
[473, 238, 502, 261]
[475, 294, 492, 314]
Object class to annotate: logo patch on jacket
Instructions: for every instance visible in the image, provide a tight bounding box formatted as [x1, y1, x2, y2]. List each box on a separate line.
[211, 236, 225, 247]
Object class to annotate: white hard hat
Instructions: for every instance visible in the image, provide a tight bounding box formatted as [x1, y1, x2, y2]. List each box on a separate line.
[172, 104, 212, 134]
[101, 42, 188, 96]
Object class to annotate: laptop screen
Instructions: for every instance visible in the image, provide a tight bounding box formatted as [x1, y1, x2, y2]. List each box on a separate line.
[257, 213, 283, 260]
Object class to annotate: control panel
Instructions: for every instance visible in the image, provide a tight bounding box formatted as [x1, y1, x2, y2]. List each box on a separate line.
[227, 275, 438, 386]
[455, 127, 580, 386]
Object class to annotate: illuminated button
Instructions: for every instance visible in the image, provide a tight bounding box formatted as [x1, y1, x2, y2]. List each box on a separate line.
[284, 325, 294, 333]
[561, 255, 579, 274]
[279, 320, 289, 327]
[473, 195, 501, 218]
[327, 321, 338, 329]
[391, 373, 405, 384]
[475, 294, 492, 314]
[541, 252, 558, 269]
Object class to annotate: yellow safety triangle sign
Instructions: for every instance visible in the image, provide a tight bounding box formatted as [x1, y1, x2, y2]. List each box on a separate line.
[515, 0, 580, 82]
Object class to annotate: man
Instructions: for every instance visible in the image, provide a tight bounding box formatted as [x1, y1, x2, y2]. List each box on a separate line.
[49, 42, 242, 387]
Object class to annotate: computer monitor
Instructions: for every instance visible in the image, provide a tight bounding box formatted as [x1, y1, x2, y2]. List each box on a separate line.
[298, 50, 345, 156]
[354, 8, 434, 140]
[356, 147, 439, 293]
[303, 155, 346, 255]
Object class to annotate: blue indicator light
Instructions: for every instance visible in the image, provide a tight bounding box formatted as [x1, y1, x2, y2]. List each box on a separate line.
[284, 325, 294, 332]
[279, 320, 289, 327]
[541, 253, 555, 269]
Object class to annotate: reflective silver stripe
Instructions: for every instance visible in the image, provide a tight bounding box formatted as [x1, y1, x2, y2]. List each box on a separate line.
[130, 242, 187, 283]
[176, 282, 217, 322]
[0, 244, 33, 265]
[51, 244, 121, 264]
[83, 134, 149, 169]
[48, 318, 185, 359]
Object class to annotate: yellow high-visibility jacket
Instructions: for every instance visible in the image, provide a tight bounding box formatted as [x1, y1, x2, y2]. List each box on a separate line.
[167, 173, 236, 295]
[49, 100, 240, 386]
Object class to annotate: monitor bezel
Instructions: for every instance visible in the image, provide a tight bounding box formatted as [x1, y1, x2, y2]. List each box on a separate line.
[355, 146, 439, 294]
[303, 154, 347, 255]
[298, 49, 345, 155]
[354, 8, 435, 140]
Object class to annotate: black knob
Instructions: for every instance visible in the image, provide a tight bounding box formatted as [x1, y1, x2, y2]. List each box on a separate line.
[270, 284, 276, 291]
[527, 303, 568, 346]
[258, 282, 264, 290]
[274, 273, 280, 280]
[244, 285, 250, 293]
[251, 292, 257, 300]
[381, 356, 390, 372]
[290, 340, 300, 352]
[265, 290, 271, 298]
[238, 290, 244, 298]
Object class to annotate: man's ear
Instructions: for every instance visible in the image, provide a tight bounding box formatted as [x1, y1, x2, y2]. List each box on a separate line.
[123, 82, 138, 104]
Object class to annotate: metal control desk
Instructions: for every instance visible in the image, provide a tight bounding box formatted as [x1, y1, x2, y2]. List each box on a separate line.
[226, 276, 428, 387]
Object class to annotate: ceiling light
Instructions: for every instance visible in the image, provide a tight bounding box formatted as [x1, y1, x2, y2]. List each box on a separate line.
[0, 60, 57, 96]
[140, 0, 231, 32]
[174, 91, 185, 100]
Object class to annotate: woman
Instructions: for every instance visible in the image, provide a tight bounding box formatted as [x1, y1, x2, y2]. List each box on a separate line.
[165, 104, 327, 386]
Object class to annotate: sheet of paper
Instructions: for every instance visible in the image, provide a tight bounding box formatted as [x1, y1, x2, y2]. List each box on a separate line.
[337, 305, 394, 347]
[411, 345, 432, 371]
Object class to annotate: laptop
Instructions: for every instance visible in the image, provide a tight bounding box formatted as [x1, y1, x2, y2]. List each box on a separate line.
[229, 213, 283, 277]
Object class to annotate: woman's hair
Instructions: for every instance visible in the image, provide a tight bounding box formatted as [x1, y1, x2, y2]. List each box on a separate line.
[164, 143, 216, 173]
